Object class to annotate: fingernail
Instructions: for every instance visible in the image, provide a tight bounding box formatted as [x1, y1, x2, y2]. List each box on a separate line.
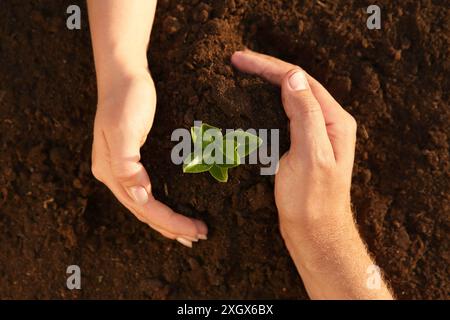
[127, 186, 148, 205]
[198, 234, 208, 240]
[288, 71, 308, 91]
[232, 51, 245, 60]
[182, 235, 199, 242]
[176, 237, 193, 248]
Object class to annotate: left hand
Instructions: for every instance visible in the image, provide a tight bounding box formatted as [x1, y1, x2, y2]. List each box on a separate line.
[231, 50, 392, 299]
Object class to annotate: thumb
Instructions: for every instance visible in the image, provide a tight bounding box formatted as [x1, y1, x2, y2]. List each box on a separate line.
[105, 129, 151, 206]
[281, 69, 334, 161]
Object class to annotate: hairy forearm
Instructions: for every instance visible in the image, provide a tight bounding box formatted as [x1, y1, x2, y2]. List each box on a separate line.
[87, 0, 157, 96]
[282, 216, 393, 300]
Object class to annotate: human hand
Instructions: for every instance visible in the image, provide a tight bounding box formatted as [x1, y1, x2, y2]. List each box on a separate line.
[91, 67, 207, 247]
[232, 50, 392, 299]
[87, 0, 206, 247]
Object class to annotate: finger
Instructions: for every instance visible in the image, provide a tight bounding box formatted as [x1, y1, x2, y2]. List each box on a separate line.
[103, 128, 209, 238]
[103, 128, 151, 205]
[232, 50, 342, 117]
[93, 130, 208, 243]
[281, 69, 335, 162]
[232, 50, 339, 113]
[232, 50, 333, 160]
[302, 76, 357, 167]
[232, 50, 355, 165]
[143, 198, 208, 239]
[92, 133, 174, 236]
[104, 174, 202, 248]
[231, 49, 294, 85]
[147, 223, 200, 247]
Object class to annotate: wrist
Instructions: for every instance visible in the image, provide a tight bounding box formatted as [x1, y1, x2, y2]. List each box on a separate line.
[95, 57, 151, 103]
[280, 208, 359, 269]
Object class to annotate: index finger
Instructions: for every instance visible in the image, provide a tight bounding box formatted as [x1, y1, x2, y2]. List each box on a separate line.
[231, 50, 346, 123]
[231, 50, 357, 166]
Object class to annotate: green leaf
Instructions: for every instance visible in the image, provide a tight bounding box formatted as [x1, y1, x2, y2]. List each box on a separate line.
[201, 123, 219, 132]
[182, 152, 213, 173]
[217, 143, 240, 168]
[191, 123, 221, 147]
[202, 126, 222, 147]
[191, 126, 201, 144]
[183, 123, 262, 183]
[224, 129, 262, 157]
[209, 165, 228, 182]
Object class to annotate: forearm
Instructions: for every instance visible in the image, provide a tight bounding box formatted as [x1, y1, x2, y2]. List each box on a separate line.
[87, 0, 157, 96]
[282, 216, 393, 300]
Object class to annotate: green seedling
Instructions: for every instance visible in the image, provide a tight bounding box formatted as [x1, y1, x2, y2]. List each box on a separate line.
[183, 123, 262, 182]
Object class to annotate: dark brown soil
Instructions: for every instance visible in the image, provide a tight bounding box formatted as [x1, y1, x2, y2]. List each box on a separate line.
[0, 0, 448, 299]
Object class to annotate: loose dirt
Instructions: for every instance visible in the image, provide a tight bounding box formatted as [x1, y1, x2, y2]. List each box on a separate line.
[0, 0, 448, 299]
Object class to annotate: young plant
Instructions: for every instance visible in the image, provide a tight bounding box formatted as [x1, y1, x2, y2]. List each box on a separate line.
[182, 123, 262, 182]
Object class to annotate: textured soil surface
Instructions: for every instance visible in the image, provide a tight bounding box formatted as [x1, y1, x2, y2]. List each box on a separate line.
[0, 0, 449, 299]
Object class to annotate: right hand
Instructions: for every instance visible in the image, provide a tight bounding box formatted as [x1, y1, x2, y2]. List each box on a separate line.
[91, 67, 207, 248]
